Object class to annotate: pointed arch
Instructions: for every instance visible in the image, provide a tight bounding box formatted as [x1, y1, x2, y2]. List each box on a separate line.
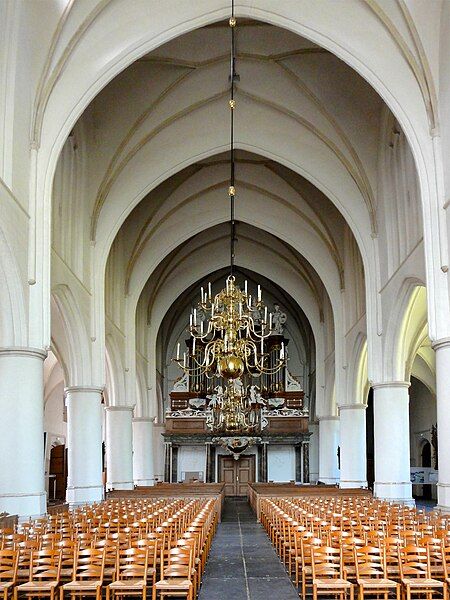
[51, 284, 92, 385]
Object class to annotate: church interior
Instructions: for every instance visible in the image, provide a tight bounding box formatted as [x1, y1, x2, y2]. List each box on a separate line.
[1, 1, 450, 598]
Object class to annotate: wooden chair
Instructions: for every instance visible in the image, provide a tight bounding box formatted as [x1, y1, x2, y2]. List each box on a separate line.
[55, 541, 77, 583]
[311, 545, 353, 600]
[398, 545, 447, 600]
[60, 547, 105, 600]
[443, 546, 450, 591]
[131, 540, 158, 588]
[106, 547, 150, 600]
[0, 549, 19, 600]
[354, 545, 400, 600]
[14, 548, 62, 600]
[383, 536, 404, 581]
[16, 540, 42, 583]
[152, 546, 194, 600]
[94, 539, 117, 583]
[300, 536, 323, 600]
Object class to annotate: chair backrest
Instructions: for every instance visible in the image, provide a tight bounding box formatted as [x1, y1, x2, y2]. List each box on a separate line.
[0, 549, 19, 583]
[311, 546, 344, 580]
[73, 548, 105, 582]
[133, 538, 158, 569]
[116, 548, 149, 582]
[29, 549, 62, 582]
[354, 545, 386, 580]
[166, 546, 193, 580]
[399, 545, 430, 579]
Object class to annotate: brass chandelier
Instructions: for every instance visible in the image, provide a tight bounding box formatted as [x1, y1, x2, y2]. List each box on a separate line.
[173, 1, 287, 430]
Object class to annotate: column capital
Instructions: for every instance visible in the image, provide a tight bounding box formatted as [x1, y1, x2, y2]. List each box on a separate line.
[338, 404, 367, 411]
[0, 347, 47, 360]
[371, 381, 410, 390]
[132, 416, 155, 423]
[105, 405, 134, 412]
[432, 337, 450, 351]
[65, 385, 104, 395]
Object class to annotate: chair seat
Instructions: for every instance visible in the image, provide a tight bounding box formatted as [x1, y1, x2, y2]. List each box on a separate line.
[0, 583, 14, 591]
[109, 580, 146, 590]
[154, 578, 192, 590]
[357, 578, 398, 588]
[314, 578, 352, 589]
[17, 581, 59, 591]
[401, 578, 444, 588]
[63, 580, 103, 590]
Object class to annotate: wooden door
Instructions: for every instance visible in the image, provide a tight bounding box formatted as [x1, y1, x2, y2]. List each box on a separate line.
[49, 444, 67, 500]
[219, 455, 255, 496]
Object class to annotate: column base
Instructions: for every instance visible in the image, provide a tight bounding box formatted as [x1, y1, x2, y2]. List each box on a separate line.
[340, 480, 368, 489]
[106, 481, 134, 491]
[133, 479, 155, 487]
[437, 483, 450, 511]
[66, 485, 104, 505]
[374, 481, 414, 504]
[319, 477, 339, 485]
[0, 491, 47, 517]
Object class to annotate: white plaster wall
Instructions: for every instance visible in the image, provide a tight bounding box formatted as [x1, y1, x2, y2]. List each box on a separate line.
[152, 424, 165, 482]
[268, 445, 296, 482]
[177, 446, 206, 483]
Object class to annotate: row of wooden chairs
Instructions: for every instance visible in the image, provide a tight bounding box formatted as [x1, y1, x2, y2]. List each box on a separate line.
[0, 497, 220, 600]
[261, 496, 450, 600]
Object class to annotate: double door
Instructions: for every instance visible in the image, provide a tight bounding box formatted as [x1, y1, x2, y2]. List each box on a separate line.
[219, 455, 255, 496]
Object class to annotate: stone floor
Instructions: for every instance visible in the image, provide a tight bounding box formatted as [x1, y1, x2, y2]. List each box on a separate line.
[198, 497, 298, 600]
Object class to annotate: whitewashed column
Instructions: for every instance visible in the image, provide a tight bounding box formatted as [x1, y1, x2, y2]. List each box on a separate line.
[318, 416, 340, 484]
[132, 417, 155, 486]
[372, 382, 412, 503]
[433, 339, 450, 510]
[65, 386, 104, 505]
[105, 406, 134, 490]
[0, 348, 47, 516]
[339, 404, 367, 488]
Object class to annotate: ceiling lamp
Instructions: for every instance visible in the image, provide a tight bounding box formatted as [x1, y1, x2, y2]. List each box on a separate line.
[173, 2, 287, 424]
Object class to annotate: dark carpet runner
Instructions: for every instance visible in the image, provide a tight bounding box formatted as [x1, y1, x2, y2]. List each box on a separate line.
[198, 497, 298, 600]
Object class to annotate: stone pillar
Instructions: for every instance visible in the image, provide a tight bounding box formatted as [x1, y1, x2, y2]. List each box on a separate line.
[132, 417, 155, 487]
[372, 382, 412, 503]
[295, 445, 302, 483]
[433, 339, 450, 510]
[260, 442, 269, 482]
[0, 348, 47, 516]
[339, 404, 367, 488]
[105, 406, 134, 491]
[65, 386, 104, 505]
[318, 416, 340, 484]
[164, 442, 172, 482]
[205, 442, 213, 483]
[302, 440, 310, 483]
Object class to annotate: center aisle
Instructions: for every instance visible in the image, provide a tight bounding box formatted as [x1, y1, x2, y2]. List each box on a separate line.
[199, 498, 298, 600]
